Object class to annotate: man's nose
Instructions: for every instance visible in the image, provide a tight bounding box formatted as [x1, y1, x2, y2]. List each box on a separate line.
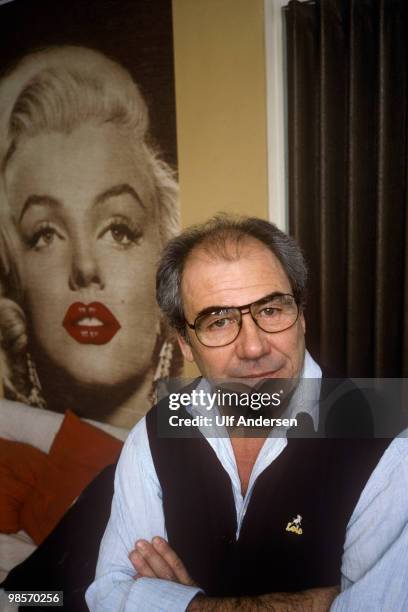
[234, 312, 271, 360]
[68, 240, 104, 291]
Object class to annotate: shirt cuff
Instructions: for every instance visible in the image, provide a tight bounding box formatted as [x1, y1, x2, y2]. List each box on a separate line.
[86, 574, 203, 612]
[132, 577, 203, 611]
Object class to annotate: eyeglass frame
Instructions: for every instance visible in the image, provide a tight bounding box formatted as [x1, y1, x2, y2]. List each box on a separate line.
[184, 292, 300, 348]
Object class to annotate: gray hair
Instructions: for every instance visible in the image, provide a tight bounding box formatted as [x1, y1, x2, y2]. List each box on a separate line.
[156, 215, 308, 336]
[0, 45, 180, 403]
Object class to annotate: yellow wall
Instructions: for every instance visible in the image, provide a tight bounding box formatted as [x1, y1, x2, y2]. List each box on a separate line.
[172, 0, 269, 226]
[172, 0, 269, 376]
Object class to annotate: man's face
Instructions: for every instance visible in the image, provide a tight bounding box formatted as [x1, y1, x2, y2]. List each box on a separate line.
[177, 238, 306, 381]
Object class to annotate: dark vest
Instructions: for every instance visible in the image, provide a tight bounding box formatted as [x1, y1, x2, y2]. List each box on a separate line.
[146, 377, 390, 596]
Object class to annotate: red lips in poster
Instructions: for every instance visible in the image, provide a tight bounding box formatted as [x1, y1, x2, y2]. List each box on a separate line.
[63, 302, 121, 345]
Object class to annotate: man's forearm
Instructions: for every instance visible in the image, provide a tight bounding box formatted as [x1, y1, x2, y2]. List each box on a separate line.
[187, 586, 339, 612]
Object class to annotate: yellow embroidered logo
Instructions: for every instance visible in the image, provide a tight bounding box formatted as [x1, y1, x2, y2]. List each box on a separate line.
[285, 514, 303, 535]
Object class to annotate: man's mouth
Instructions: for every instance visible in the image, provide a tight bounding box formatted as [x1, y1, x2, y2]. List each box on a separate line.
[62, 302, 121, 345]
[238, 370, 281, 379]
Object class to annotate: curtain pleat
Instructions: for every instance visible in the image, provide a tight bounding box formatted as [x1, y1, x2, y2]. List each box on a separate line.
[374, 0, 387, 376]
[346, 0, 379, 376]
[404, 150, 408, 377]
[373, 1, 408, 376]
[319, 0, 348, 374]
[285, 0, 408, 377]
[287, 1, 321, 361]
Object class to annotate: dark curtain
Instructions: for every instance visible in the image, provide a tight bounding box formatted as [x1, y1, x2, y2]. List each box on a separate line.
[284, 0, 408, 377]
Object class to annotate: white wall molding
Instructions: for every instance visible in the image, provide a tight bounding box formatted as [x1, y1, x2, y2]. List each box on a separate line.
[264, 0, 288, 231]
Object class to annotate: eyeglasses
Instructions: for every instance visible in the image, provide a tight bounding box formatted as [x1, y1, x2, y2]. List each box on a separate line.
[185, 293, 299, 348]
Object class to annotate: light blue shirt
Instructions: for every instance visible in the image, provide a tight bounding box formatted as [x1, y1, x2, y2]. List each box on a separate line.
[86, 353, 408, 611]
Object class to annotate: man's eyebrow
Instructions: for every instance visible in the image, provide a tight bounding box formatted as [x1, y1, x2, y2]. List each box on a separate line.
[195, 292, 287, 318]
[19, 195, 61, 222]
[94, 184, 145, 209]
[195, 305, 232, 318]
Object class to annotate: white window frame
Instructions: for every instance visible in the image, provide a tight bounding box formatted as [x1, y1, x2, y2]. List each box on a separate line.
[264, 0, 289, 231]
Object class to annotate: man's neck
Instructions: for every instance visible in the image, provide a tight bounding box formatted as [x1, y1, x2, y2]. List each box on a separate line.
[230, 436, 266, 496]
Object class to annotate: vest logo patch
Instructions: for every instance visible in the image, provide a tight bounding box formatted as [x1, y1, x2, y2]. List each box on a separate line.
[285, 514, 303, 535]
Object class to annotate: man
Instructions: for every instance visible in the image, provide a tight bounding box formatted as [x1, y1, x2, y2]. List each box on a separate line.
[87, 216, 408, 611]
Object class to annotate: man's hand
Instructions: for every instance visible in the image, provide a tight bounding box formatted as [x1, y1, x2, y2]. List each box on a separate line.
[129, 536, 197, 587]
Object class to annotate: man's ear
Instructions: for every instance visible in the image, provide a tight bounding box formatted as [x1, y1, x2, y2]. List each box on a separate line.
[300, 311, 306, 334]
[176, 331, 195, 362]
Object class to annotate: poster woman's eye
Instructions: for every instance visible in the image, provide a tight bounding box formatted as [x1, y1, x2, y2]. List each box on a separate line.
[27, 223, 63, 251]
[100, 217, 143, 248]
[110, 224, 136, 245]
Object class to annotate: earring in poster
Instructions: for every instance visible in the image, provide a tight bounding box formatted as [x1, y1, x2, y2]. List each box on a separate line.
[26, 351, 46, 409]
[154, 339, 174, 381]
[148, 338, 175, 404]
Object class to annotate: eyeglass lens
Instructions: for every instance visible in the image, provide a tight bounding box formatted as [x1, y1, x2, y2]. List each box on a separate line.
[195, 294, 298, 347]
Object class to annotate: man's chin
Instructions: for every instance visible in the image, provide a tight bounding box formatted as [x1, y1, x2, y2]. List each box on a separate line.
[212, 373, 288, 394]
[224, 368, 288, 385]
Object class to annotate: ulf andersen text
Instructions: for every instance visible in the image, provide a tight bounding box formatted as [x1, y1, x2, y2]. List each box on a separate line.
[168, 415, 298, 428]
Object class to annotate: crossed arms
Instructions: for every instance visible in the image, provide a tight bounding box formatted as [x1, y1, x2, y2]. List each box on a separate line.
[130, 535, 339, 611]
